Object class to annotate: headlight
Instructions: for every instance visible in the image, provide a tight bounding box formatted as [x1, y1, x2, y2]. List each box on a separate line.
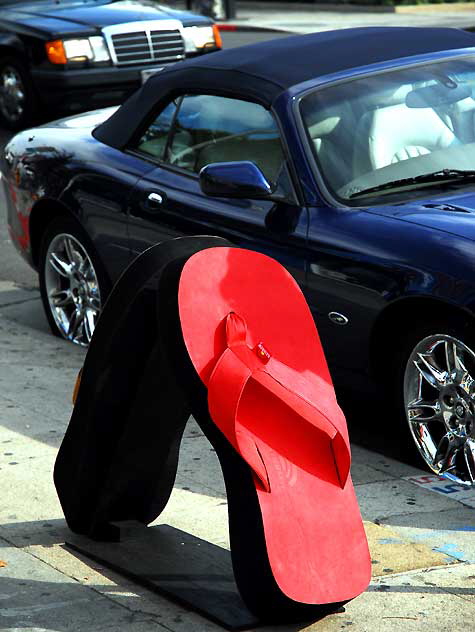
[64, 39, 93, 61]
[89, 36, 111, 62]
[46, 36, 111, 64]
[183, 25, 222, 53]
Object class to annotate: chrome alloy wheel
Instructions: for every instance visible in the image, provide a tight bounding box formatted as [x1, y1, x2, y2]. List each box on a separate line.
[44, 233, 102, 346]
[0, 65, 25, 124]
[404, 334, 475, 486]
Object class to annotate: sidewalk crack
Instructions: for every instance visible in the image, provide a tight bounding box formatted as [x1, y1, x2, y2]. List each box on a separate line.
[0, 296, 40, 308]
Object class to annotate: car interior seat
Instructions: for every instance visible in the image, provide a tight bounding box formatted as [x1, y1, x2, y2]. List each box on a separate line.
[352, 86, 458, 179]
[307, 109, 355, 191]
[368, 104, 456, 168]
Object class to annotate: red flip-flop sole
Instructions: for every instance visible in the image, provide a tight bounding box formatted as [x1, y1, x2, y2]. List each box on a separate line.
[178, 247, 370, 604]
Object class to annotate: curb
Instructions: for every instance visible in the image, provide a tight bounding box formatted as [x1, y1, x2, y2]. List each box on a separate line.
[238, 1, 475, 13]
[217, 23, 292, 33]
[395, 1, 475, 11]
[217, 21, 475, 35]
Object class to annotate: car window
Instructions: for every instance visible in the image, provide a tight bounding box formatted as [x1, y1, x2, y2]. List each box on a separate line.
[300, 55, 475, 205]
[165, 95, 286, 185]
[135, 101, 178, 160]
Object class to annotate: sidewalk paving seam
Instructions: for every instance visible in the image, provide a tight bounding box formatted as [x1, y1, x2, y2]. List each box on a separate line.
[372, 507, 462, 521]
[0, 296, 41, 308]
[420, 583, 475, 605]
[356, 475, 475, 506]
[369, 561, 470, 584]
[0, 531, 175, 632]
[369, 563, 475, 605]
[354, 474, 400, 485]
[378, 505, 475, 520]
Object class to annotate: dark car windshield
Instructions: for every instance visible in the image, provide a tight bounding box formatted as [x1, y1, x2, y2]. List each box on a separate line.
[300, 55, 475, 205]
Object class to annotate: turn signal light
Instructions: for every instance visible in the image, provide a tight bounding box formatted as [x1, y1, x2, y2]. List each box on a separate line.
[46, 40, 67, 65]
[213, 24, 223, 49]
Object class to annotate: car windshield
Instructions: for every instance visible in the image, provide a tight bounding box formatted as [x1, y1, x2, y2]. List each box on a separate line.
[300, 56, 475, 205]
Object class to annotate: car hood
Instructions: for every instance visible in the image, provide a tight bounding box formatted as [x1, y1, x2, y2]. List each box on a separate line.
[369, 189, 475, 241]
[1, 0, 208, 37]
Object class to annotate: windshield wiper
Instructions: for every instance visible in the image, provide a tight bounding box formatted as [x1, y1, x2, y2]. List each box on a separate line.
[349, 168, 475, 199]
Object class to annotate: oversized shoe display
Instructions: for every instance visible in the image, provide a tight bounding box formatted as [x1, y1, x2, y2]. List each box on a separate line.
[54, 236, 371, 622]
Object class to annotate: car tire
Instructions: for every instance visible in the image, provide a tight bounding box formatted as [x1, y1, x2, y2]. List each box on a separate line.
[393, 317, 475, 485]
[0, 56, 37, 130]
[39, 217, 111, 347]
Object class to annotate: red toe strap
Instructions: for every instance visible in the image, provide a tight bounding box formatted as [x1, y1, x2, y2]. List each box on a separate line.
[207, 313, 351, 490]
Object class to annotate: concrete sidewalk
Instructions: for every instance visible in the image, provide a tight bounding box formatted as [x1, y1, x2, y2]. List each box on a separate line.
[203, 0, 475, 33]
[1, 281, 475, 631]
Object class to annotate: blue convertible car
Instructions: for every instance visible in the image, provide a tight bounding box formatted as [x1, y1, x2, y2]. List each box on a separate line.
[4, 26, 475, 483]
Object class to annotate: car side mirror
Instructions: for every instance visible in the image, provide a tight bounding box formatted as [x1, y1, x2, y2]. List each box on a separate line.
[199, 161, 273, 199]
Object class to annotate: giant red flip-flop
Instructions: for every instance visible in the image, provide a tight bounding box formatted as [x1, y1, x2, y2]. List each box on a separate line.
[178, 247, 371, 605]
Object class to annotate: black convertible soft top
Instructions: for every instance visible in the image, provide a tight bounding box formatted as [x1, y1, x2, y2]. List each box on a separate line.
[94, 26, 475, 149]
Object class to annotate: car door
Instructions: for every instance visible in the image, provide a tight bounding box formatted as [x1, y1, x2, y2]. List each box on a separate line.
[126, 94, 308, 287]
[304, 205, 396, 376]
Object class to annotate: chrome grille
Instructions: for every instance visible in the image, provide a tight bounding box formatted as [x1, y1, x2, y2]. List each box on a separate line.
[110, 29, 185, 66]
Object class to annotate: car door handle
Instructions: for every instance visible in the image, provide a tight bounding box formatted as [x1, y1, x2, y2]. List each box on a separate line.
[147, 192, 165, 207]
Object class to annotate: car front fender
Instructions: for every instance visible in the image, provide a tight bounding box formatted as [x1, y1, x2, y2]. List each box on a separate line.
[0, 32, 26, 56]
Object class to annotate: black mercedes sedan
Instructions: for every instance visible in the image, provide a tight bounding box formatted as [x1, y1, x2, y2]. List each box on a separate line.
[5, 27, 475, 484]
[0, 0, 221, 129]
